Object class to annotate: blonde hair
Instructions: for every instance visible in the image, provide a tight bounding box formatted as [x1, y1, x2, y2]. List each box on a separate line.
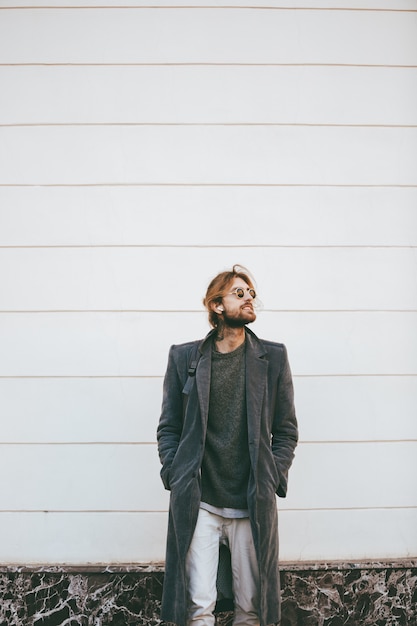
[203, 265, 256, 328]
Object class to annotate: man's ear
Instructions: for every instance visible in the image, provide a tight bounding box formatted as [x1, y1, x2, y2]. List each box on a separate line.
[210, 301, 224, 313]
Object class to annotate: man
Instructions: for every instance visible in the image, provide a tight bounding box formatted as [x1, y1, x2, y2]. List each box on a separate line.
[157, 265, 298, 626]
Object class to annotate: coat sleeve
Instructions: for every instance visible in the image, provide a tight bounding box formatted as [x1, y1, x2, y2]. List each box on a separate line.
[156, 346, 184, 490]
[271, 345, 298, 498]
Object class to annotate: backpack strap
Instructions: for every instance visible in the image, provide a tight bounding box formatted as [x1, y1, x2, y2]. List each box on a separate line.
[182, 343, 201, 395]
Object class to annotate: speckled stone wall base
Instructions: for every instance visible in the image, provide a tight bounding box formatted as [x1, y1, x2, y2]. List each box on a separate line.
[279, 564, 417, 626]
[0, 561, 415, 626]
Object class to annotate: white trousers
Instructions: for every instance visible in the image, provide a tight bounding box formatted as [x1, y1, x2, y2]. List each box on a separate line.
[185, 508, 260, 626]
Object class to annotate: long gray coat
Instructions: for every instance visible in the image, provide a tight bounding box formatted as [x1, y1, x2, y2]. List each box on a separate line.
[157, 327, 298, 626]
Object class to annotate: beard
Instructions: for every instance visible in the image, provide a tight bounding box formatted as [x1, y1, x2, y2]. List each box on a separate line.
[222, 306, 256, 328]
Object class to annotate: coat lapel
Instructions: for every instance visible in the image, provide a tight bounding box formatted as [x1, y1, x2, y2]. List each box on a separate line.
[196, 331, 215, 434]
[245, 329, 268, 469]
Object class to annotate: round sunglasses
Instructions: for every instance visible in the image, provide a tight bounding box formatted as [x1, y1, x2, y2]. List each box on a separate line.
[229, 287, 256, 299]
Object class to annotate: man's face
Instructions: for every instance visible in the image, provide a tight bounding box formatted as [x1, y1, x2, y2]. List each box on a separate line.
[220, 277, 257, 328]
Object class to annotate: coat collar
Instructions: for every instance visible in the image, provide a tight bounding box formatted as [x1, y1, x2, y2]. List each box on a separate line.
[197, 326, 267, 357]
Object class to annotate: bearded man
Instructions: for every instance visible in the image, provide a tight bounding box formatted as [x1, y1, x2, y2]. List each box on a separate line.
[157, 265, 298, 626]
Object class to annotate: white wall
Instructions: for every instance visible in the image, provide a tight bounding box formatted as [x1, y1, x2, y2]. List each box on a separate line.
[0, 0, 416, 565]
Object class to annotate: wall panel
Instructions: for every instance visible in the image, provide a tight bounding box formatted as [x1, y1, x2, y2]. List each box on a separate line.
[1, 375, 416, 445]
[0, 378, 162, 444]
[0, 444, 168, 511]
[0, 312, 416, 376]
[1, 187, 417, 247]
[1, 126, 416, 185]
[279, 508, 417, 562]
[1, 8, 416, 65]
[284, 442, 417, 510]
[0, 511, 168, 564]
[0, 442, 415, 511]
[1, 247, 416, 311]
[0, 507, 415, 565]
[295, 376, 417, 442]
[1, 66, 416, 125]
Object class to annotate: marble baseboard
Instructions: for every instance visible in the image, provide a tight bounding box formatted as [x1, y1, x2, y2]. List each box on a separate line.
[0, 561, 415, 625]
[279, 565, 417, 626]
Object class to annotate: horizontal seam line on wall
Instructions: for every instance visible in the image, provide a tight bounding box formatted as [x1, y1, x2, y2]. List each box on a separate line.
[0, 374, 416, 379]
[0, 245, 416, 250]
[0, 442, 157, 445]
[1, 5, 417, 12]
[0, 375, 164, 379]
[2, 123, 417, 128]
[0, 309, 416, 313]
[301, 440, 417, 445]
[0, 561, 412, 572]
[1, 63, 416, 68]
[0, 507, 416, 513]
[271, 506, 417, 512]
[1, 184, 417, 188]
[0, 510, 167, 514]
[0, 440, 414, 445]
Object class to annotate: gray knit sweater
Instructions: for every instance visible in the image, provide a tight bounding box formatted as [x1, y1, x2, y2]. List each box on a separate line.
[200, 341, 250, 509]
